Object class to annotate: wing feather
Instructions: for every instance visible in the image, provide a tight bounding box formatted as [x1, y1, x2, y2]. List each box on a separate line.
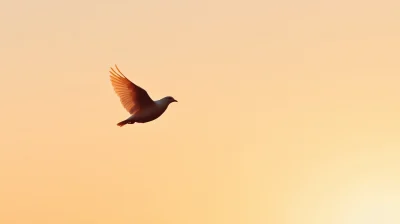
[109, 65, 154, 114]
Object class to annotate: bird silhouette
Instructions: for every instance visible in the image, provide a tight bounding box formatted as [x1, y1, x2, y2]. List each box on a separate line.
[109, 65, 177, 127]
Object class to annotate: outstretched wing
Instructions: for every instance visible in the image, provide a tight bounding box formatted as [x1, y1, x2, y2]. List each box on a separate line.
[109, 65, 154, 114]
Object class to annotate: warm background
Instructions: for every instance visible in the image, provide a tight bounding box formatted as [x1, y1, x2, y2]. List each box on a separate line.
[1, 0, 400, 223]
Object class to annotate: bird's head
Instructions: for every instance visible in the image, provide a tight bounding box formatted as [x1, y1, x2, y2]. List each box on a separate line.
[163, 96, 178, 104]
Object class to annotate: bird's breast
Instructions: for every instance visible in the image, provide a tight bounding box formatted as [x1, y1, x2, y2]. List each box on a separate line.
[133, 105, 168, 123]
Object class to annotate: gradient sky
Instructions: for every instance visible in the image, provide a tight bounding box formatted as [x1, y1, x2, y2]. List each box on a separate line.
[1, 0, 400, 223]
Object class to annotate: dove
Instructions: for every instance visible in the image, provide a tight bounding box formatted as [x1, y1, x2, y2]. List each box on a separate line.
[109, 65, 177, 127]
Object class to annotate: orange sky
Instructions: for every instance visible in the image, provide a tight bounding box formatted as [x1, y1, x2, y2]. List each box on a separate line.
[1, 0, 400, 223]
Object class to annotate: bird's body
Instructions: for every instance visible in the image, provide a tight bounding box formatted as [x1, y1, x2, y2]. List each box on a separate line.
[116, 97, 173, 126]
[109, 65, 177, 127]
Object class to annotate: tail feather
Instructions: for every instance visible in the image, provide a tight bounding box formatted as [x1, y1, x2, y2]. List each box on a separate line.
[117, 119, 134, 127]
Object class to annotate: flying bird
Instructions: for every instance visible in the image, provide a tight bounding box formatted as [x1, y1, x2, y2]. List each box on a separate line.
[109, 65, 177, 127]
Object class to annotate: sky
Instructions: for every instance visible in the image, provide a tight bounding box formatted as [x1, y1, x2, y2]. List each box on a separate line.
[1, 0, 400, 223]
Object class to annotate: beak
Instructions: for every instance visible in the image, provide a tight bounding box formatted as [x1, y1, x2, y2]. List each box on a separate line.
[173, 99, 178, 102]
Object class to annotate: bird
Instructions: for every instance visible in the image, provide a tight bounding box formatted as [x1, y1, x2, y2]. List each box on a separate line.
[109, 65, 177, 127]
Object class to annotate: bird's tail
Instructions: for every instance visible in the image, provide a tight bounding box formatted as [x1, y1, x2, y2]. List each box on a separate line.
[117, 119, 133, 127]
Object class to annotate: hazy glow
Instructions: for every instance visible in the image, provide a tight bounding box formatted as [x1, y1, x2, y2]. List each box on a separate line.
[1, 0, 400, 223]
[338, 187, 400, 224]
[286, 150, 400, 224]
